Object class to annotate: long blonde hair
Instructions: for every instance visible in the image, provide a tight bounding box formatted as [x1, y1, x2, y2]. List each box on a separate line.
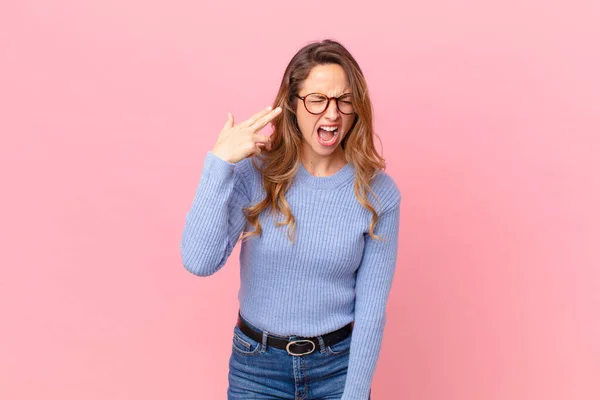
[241, 39, 387, 243]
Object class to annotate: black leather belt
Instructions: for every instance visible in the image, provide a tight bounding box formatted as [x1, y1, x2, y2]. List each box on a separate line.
[237, 311, 353, 356]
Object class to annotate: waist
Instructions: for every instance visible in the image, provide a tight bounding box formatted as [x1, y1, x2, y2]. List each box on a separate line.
[237, 310, 353, 356]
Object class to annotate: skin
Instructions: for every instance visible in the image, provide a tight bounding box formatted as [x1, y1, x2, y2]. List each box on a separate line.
[296, 64, 357, 177]
[212, 106, 281, 164]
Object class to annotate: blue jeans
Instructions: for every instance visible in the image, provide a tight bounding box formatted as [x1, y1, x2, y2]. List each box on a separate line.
[227, 316, 371, 399]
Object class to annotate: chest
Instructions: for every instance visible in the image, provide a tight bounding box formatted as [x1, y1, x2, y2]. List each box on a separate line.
[245, 186, 372, 276]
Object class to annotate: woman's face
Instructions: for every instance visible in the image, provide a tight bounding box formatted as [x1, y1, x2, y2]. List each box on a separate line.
[295, 63, 356, 162]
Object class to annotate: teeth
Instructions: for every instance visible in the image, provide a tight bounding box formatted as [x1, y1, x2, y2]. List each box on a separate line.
[320, 126, 338, 131]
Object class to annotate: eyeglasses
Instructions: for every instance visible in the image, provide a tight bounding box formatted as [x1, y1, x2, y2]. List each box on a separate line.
[295, 92, 355, 115]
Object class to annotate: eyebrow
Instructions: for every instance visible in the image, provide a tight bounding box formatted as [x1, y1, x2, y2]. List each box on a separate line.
[315, 92, 352, 97]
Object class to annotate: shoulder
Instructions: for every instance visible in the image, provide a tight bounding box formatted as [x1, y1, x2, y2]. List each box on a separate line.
[368, 169, 401, 214]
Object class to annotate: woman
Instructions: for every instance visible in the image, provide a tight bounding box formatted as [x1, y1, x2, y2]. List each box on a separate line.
[181, 39, 401, 400]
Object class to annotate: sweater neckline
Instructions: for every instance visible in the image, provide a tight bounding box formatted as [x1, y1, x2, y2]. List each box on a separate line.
[295, 161, 355, 189]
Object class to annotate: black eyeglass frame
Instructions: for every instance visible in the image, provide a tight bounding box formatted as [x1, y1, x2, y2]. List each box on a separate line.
[295, 92, 355, 115]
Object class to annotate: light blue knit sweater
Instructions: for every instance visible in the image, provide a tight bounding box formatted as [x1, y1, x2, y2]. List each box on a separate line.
[181, 151, 401, 400]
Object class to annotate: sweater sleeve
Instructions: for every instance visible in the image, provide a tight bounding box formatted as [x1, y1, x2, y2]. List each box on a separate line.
[180, 151, 252, 276]
[341, 190, 401, 400]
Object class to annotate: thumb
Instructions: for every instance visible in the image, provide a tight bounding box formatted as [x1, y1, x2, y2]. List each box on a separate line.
[223, 112, 234, 130]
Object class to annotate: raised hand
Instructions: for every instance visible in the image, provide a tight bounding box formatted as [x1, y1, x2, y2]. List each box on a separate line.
[211, 106, 282, 164]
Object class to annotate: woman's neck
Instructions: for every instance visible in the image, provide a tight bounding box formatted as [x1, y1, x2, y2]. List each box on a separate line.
[300, 151, 347, 177]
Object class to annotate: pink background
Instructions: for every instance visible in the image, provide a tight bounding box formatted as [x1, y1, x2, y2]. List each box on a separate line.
[1, 1, 599, 399]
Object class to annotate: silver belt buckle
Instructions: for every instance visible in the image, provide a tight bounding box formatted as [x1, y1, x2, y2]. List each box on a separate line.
[286, 339, 316, 356]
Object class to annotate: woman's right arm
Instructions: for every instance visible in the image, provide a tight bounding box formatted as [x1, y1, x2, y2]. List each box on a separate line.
[180, 151, 251, 276]
[179, 106, 281, 276]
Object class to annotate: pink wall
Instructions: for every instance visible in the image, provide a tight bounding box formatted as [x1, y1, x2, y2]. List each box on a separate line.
[1, 1, 598, 399]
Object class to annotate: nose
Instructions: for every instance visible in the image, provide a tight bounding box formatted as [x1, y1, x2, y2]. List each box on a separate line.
[324, 98, 340, 120]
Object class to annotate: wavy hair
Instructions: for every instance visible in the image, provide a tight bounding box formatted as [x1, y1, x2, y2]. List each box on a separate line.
[240, 39, 387, 243]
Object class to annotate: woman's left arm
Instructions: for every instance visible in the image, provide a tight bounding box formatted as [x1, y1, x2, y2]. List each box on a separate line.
[341, 190, 401, 400]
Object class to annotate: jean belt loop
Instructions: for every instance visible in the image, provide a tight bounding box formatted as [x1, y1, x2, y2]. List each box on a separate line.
[317, 335, 326, 353]
[261, 330, 268, 352]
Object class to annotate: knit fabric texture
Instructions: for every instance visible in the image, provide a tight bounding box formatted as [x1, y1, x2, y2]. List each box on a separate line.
[181, 151, 401, 400]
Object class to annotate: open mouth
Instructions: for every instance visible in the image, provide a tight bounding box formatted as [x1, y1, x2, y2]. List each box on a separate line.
[317, 125, 339, 146]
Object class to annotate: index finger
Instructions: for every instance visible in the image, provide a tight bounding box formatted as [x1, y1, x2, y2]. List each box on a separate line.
[250, 107, 282, 131]
[240, 106, 274, 128]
